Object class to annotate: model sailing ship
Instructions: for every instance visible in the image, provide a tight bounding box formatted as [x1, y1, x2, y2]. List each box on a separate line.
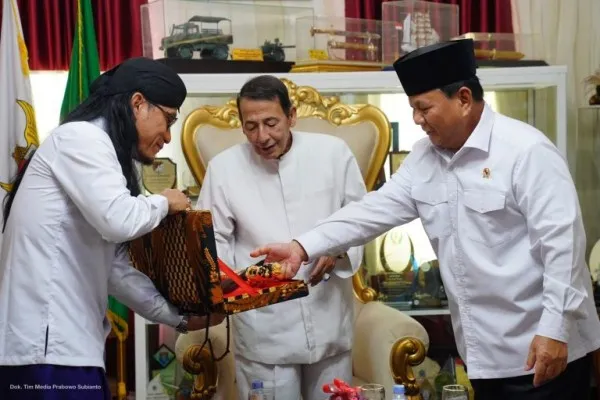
[400, 11, 440, 54]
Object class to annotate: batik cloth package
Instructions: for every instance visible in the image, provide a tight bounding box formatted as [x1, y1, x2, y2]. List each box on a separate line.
[128, 210, 309, 316]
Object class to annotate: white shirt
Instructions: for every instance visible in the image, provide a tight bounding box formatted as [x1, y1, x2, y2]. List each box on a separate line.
[197, 132, 366, 364]
[296, 104, 600, 379]
[0, 120, 182, 369]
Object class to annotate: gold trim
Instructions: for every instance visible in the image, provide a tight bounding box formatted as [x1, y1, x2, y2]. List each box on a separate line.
[181, 78, 390, 304]
[474, 48, 525, 61]
[182, 344, 218, 400]
[290, 62, 383, 73]
[390, 337, 427, 399]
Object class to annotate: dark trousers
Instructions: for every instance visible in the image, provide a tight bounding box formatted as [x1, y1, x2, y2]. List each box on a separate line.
[470, 353, 591, 400]
[0, 364, 111, 400]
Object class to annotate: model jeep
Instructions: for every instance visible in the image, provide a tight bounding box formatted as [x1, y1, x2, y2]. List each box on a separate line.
[160, 16, 233, 60]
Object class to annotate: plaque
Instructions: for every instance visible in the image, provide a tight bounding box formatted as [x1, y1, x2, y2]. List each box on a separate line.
[153, 344, 176, 369]
[231, 48, 264, 61]
[380, 227, 414, 273]
[142, 158, 177, 194]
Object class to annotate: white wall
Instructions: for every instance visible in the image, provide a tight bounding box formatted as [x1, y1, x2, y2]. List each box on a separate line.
[29, 72, 69, 143]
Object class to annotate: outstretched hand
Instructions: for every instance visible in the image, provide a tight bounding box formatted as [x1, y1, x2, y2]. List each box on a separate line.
[250, 240, 308, 279]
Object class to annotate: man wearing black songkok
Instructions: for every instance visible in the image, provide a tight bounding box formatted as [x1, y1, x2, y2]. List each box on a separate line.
[0, 57, 224, 400]
[250, 39, 599, 399]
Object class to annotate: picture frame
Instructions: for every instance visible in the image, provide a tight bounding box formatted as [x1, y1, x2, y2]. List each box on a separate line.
[389, 150, 410, 175]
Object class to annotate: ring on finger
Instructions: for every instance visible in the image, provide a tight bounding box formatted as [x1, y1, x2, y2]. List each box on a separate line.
[323, 273, 331, 281]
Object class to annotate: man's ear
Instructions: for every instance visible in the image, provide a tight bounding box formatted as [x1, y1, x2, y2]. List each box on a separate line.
[457, 87, 473, 116]
[130, 92, 145, 112]
[457, 86, 473, 107]
[289, 106, 297, 127]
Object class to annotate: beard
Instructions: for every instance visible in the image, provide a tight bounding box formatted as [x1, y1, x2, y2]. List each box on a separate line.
[132, 147, 154, 165]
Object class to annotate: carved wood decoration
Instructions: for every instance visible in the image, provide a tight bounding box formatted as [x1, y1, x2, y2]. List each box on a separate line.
[390, 337, 427, 399]
[182, 344, 219, 400]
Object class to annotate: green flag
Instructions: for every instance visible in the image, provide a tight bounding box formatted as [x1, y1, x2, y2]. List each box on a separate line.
[59, 0, 100, 122]
[60, 0, 129, 342]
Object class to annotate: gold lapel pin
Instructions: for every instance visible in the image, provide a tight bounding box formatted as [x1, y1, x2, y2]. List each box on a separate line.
[482, 168, 491, 179]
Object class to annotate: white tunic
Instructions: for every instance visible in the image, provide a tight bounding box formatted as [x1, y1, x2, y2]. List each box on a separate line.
[0, 121, 182, 369]
[197, 132, 366, 365]
[296, 105, 600, 379]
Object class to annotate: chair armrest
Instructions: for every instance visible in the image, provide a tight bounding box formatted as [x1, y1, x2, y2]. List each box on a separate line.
[390, 337, 427, 399]
[174, 322, 235, 400]
[352, 301, 429, 396]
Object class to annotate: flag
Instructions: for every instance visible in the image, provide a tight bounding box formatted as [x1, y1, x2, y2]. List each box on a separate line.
[59, 0, 101, 122]
[59, 0, 129, 342]
[0, 0, 40, 249]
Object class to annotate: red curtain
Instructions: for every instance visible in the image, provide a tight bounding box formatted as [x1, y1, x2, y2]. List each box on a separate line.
[345, 0, 513, 33]
[0, 0, 148, 71]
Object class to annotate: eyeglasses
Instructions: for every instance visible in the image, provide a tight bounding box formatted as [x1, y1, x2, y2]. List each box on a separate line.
[148, 101, 178, 129]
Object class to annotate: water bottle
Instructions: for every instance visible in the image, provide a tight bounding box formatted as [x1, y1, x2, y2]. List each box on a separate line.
[248, 380, 267, 400]
[392, 384, 407, 400]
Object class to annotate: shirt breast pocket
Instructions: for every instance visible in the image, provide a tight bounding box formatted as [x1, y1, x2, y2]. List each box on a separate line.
[411, 183, 451, 240]
[462, 189, 514, 247]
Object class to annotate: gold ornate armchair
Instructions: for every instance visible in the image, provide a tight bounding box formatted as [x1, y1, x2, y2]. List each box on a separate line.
[175, 78, 429, 399]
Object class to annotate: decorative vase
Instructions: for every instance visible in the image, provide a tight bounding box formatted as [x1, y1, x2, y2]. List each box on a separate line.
[590, 85, 600, 106]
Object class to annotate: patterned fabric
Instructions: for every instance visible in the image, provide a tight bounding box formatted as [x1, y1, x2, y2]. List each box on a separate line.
[128, 210, 223, 316]
[128, 210, 308, 316]
[224, 281, 309, 314]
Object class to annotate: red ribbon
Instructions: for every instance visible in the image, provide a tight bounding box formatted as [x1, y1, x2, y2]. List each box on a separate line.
[217, 258, 260, 296]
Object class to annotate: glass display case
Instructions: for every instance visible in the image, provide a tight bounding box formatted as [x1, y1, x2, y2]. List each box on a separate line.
[140, 0, 313, 62]
[381, 0, 459, 65]
[293, 15, 397, 72]
[573, 106, 600, 282]
[453, 32, 546, 63]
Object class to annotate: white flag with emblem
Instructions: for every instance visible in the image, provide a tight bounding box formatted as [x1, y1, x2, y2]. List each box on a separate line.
[0, 0, 39, 248]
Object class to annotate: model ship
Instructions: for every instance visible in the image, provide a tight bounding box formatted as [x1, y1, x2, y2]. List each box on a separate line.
[400, 11, 440, 54]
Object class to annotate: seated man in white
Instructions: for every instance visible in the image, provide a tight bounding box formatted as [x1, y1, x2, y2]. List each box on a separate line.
[196, 75, 366, 400]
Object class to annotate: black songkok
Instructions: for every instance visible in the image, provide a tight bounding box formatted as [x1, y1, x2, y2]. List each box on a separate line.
[393, 39, 477, 96]
[90, 57, 187, 108]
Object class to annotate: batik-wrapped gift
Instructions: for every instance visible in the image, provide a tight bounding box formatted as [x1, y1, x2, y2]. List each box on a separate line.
[127, 210, 309, 316]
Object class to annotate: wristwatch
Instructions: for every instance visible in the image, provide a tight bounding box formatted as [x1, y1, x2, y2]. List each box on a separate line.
[176, 315, 189, 334]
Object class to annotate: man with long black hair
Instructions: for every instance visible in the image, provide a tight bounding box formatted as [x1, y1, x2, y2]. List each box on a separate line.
[0, 57, 223, 400]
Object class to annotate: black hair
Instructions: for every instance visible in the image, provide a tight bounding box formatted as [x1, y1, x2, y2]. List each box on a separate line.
[440, 76, 484, 102]
[2, 91, 141, 232]
[236, 75, 292, 120]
